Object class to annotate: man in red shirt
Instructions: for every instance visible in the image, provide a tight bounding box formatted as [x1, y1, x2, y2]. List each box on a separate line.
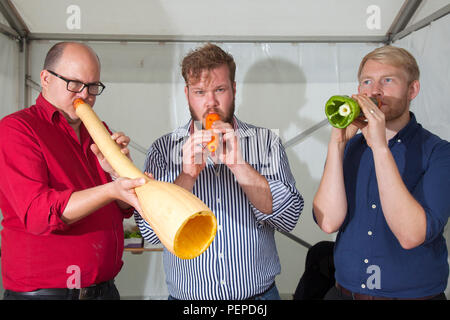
[0, 42, 145, 299]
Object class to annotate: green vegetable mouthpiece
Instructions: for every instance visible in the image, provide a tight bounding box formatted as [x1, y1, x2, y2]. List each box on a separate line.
[325, 95, 361, 128]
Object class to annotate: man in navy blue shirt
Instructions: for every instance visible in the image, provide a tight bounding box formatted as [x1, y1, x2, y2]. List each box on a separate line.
[313, 45, 449, 300]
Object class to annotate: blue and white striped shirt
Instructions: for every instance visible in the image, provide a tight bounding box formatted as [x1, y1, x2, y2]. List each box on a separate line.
[135, 117, 303, 299]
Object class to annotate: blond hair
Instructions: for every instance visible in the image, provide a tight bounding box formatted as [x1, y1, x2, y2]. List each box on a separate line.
[358, 45, 420, 83]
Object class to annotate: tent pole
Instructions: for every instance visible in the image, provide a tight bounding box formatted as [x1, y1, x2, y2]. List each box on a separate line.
[386, 0, 423, 43]
[26, 33, 388, 44]
[391, 4, 450, 42]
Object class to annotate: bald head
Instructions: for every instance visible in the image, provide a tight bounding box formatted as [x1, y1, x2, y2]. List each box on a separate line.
[40, 42, 102, 123]
[43, 42, 100, 71]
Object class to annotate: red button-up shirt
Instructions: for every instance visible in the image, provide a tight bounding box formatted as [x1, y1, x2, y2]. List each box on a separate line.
[0, 94, 132, 292]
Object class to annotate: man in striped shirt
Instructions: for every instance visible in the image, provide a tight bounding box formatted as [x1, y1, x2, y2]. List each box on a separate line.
[135, 43, 303, 300]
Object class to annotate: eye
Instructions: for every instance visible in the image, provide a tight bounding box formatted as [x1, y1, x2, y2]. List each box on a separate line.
[361, 79, 372, 86]
[194, 90, 204, 95]
[384, 78, 393, 84]
[216, 88, 225, 93]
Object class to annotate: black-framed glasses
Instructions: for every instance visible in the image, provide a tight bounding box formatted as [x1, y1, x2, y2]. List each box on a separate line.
[46, 70, 106, 96]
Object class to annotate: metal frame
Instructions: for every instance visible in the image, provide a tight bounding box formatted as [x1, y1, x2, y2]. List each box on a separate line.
[0, 0, 30, 108]
[0, 0, 28, 39]
[386, 0, 423, 42]
[391, 3, 450, 42]
[27, 33, 388, 44]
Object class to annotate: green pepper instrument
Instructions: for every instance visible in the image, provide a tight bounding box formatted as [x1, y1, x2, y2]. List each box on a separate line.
[325, 95, 380, 129]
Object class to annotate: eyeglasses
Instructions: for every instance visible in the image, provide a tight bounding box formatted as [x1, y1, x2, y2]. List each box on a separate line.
[46, 70, 106, 96]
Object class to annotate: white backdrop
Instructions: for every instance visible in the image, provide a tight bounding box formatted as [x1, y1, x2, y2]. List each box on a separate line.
[0, 31, 20, 298]
[1, 14, 449, 299]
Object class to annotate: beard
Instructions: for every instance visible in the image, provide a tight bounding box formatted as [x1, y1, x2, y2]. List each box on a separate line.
[189, 98, 236, 129]
[379, 94, 410, 122]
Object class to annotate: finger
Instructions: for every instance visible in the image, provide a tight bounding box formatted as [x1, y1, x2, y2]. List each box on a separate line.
[211, 120, 232, 130]
[221, 128, 236, 141]
[187, 131, 212, 145]
[113, 133, 130, 146]
[352, 118, 368, 130]
[353, 94, 376, 118]
[118, 177, 147, 189]
[90, 144, 104, 160]
[144, 171, 155, 180]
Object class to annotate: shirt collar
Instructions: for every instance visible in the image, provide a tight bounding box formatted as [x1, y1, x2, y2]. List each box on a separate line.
[173, 116, 255, 139]
[36, 93, 62, 123]
[358, 111, 420, 145]
[390, 112, 419, 143]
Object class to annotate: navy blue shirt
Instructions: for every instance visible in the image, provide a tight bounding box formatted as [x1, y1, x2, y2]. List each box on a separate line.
[334, 112, 450, 298]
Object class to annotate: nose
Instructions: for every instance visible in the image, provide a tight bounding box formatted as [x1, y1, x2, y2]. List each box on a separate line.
[371, 81, 383, 98]
[205, 91, 218, 107]
[77, 86, 90, 100]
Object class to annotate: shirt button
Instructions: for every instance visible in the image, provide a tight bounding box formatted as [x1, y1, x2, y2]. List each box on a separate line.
[371, 204, 376, 209]
[217, 225, 222, 231]
[397, 139, 402, 143]
[364, 259, 369, 264]
[368, 231, 373, 236]
[221, 280, 226, 286]
[217, 198, 221, 203]
[219, 253, 224, 259]
[361, 284, 366, 289]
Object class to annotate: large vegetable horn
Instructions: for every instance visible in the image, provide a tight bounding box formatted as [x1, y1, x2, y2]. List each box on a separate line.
[73, 98, 217, 259]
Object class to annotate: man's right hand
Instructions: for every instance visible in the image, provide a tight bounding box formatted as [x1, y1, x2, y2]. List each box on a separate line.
[181, 130, 211, 179]
[330, 123, 360, 146]
[174, 130, 211, 191]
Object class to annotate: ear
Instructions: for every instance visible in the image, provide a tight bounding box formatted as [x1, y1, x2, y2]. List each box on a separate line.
[408, 80, 420, 101]
[40, 69, 50, 90]
[232, 81, 236, 96]
[184, 85, 189, 101]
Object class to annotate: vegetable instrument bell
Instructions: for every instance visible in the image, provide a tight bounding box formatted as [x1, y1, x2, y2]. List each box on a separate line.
[73, 98, 217, 260]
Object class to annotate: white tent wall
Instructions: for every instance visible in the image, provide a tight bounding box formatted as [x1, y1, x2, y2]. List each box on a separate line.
[0, 33, 19, 119]
[394, 13, 450, 298]
[0, 30, 20, 299]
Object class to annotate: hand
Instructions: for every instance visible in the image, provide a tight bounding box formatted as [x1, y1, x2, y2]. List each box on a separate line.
[330, 123, 360, 146]
[351, 94, 387, 150]
[91, 132, 131, 177]
[111, 176, 147, 215]
[211, 121, 245, 168]
[181, 130, 211, 179]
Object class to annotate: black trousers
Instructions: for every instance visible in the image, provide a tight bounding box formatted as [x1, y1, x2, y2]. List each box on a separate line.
[3, 281, 120, 300]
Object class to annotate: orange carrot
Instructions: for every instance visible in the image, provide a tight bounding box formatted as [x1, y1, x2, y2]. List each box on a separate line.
[205, 113, 220, 153]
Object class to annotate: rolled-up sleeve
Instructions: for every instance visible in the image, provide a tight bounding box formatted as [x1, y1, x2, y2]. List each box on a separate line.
[0, 116, 72, 235]
[412, 141, 450, 245]
[250, 133, 303, 232]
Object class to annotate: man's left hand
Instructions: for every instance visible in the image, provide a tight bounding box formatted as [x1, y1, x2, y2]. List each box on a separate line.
[210, 121, 245, 168]
[352, 94, 388, 151]
[90, 131, 131, 177]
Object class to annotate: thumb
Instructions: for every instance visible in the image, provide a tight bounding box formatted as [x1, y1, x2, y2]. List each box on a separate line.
[90, 144, 104, 161]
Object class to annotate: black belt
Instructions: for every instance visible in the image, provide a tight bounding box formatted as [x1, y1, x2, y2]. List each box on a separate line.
[246, 282, 276, 300]
[336, 283, 440, 300]
[6, 280, 115, 300]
